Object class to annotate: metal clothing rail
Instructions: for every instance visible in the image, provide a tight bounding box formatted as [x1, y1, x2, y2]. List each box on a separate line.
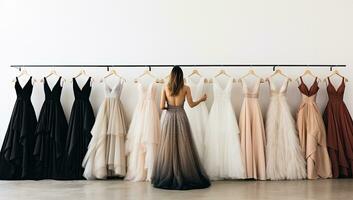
[10, 64, 347, 72]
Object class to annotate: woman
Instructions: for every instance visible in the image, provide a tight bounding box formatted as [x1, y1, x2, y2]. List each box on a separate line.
[151, 66, 211, 190]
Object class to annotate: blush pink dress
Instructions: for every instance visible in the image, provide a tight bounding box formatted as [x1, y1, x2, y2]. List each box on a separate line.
[239, 78, 266, 180]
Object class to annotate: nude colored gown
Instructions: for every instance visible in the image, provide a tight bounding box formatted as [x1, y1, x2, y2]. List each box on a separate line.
[297, 77, 332, 179]
[239, 78, 266, 180]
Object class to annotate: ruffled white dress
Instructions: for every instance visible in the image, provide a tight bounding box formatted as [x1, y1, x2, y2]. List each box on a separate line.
[265, 77, 306, 180]
[203, 78, 245, 180]
[184, 77, 208, 160]
[125, 81, 161, 182]
[82, 79, 127, 180]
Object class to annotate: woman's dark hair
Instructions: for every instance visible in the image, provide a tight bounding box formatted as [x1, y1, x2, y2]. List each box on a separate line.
[168, 66, 184, 96]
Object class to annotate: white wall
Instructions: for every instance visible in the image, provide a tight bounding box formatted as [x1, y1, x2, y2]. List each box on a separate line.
[0, 0, 352, 141]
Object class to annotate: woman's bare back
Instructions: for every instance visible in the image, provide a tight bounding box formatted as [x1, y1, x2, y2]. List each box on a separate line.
[160, 85, 207, 109]
[164, 85, 187, 106]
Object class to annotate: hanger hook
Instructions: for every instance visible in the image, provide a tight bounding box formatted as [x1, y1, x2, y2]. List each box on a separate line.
[273, 66, 276, 71]
[330, 66, 333, 71]
[149, 66, 151, 71]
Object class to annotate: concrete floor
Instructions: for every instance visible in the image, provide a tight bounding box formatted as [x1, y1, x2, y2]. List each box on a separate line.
[0, 179, 352, 200]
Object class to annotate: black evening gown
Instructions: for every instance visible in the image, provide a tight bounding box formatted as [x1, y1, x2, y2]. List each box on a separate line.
[64, 77, 94, 179]
[151, 103, 211, 190]
[33, 77, 68, 179]
[0, 77, 37, 180]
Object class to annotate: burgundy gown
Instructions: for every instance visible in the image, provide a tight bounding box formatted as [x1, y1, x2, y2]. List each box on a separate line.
[323, 77, 353, 178]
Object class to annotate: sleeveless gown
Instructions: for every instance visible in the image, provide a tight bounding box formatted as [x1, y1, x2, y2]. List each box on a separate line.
[64, 77, 95, 179]
[239, 78, 266, 180]
[323, 77, 353, 178]
[33, 77, 68, 179]
[265, 77, 306, 180]
[184, 77, 208, 161]
[203, 78, 245, 180]
[82, 79, 127, 179]
[125, 82, 160, 182]
[0, 77, 37, 180]
[151, 102, 210, 190]
[297, 77, 332, 179]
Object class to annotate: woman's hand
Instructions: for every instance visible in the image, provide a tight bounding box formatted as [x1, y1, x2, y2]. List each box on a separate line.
[200, 94, 207, 102]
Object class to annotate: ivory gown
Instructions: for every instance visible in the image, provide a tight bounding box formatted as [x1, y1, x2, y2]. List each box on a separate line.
[184, 77, 208, 161]
[265, 77, 306, 180]
[239, 78, 266, 180]
[82, 79, 127, 180]
[203, 78, 245, 180]
[125, 81, 160, 182]
[297, 77, 332, 179]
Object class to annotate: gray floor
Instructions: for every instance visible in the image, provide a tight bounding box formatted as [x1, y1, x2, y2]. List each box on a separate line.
[0, 179, 352, 200]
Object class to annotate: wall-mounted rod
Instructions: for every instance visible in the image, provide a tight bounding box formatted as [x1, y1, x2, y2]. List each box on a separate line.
[11, 64, 346, 72]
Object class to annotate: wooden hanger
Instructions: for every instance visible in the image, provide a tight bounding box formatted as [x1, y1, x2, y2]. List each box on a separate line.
[100, 68, 126, 83]
[134, 69, 163, 83]
[187, 69, 208, 83]
[238, 68, 264, 83]
[188, 69, 201, 78]
[266, 68, 292, 82]
[41, 68, 66, 83]
[296, 68, 321, 85]
[325, 69, 348, 83]
[12, 68, 37, 83]
[71, 69, 95, 83]
[209, 69, 236, 83]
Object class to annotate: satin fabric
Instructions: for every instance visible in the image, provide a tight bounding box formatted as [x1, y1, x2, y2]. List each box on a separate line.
[323, 77, 353, 178]
[64, 77, 95, 179]
[297, 77, 332, 179]
[0, 77, 37, 180]
[33, 77, 68, 179]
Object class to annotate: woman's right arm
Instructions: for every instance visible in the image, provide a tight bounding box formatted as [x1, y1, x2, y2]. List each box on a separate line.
[186, 86, 207, 108]
[160, 87, 167, 110]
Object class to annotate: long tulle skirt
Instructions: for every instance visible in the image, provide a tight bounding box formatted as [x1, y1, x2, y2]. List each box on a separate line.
[82, 98, 126, 180]
[266, 96, 306, 180]
[151, 106, 210, 190]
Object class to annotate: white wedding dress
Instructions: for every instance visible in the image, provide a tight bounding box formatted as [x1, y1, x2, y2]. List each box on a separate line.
[125, 81, 161, 182]
[82, 79, 127, 180]
[266, 77, 306, 180]
[184, 77, 209, 160]
[203, 78, 245, 180]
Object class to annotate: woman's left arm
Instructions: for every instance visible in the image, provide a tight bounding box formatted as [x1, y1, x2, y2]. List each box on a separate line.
[160, 87, 167, 110]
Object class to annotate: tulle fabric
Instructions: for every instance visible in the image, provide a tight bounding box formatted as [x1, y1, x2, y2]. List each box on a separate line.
[203, 78, 245, 180]
[125, 82, 160, 182]
[297, 77, 332, 179]
[64, 78, 95, 179]
[239, 78, 266, 180]
[152, 105, 210, 190]
[0, 77, 37, 180]
[184, 77, 208, 161]
[323, 77, 353, 178]
[82, 79, 126, 180]
[266, 77, 306, 180]
[33, 77, 68, 179]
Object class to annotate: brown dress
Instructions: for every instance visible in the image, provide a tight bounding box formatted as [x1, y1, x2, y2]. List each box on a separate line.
[297, 77, 332, 179]
[323, 77, 353, 178]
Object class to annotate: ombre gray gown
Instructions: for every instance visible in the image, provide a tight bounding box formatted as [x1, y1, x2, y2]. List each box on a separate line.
[151, 102, 211, 190]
